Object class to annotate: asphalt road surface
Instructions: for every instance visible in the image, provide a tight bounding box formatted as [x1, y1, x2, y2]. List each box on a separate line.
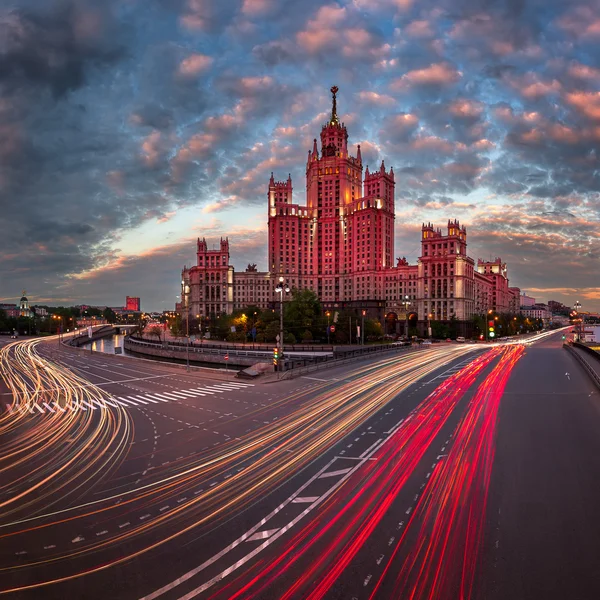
[2, 330, 599, 599]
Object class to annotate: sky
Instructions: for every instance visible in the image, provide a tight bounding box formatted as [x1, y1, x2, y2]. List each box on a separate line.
[1, 0, 599, 313]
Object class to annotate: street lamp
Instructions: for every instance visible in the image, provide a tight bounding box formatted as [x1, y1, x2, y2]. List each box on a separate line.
[252, 311, 257, 350]
[428, 313, 433, 339]
[181, 280, 190, 371]
[275, 276, 290, 372]
[403, 295, 410, 338]
[361, 309, 366, 345]
[52, 315, 63, 345]
[574, 301, 583, 341]
[326, 310, 331, 345]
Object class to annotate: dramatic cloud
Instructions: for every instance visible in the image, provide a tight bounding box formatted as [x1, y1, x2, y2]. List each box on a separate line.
[1, 0, 599, 311]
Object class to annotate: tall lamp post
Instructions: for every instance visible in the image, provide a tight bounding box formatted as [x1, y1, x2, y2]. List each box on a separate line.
[182, 280, 190, 371]
[361, 309, 366, 345]
[326, 310, 331, 345]
[275, 276, 290, 372]
[403, 295, 410, 338]
[574, 301, 582, 341]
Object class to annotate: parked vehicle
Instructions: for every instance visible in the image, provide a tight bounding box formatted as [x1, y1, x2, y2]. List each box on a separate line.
[456, 336, 466, 343]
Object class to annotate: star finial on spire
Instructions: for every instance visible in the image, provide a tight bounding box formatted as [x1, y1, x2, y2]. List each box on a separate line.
[330, 85, 339, 125]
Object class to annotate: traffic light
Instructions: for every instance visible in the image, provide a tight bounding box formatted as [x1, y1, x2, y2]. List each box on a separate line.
[273, 347, 279, 367]
[562, 334, 566, 341]
[488, 319, 495, 339]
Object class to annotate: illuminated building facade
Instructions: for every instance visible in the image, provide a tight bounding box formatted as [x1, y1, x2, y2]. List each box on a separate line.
[180, 87, 521, 336]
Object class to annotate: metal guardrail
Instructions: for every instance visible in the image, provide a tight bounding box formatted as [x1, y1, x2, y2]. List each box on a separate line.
[278, 344, 420, 379]
[563, 343, 600, 389]
[125, 336, 414, 371]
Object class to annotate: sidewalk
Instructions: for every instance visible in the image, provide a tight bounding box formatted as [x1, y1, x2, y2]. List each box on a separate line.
[566, 344, 600, 389]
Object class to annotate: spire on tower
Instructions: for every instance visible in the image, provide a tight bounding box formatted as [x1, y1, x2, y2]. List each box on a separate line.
[270, 172, 274, 184]
[357, 144, 362, 163]
[312, 138, 318, 158]
[330, 85, 339, 125]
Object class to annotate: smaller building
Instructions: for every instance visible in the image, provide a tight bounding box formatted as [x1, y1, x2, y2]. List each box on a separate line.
[126, 296, 141, 311]
[520, 292, 536, 307]
[520, 303, 551, 322]
[0, 303, 19, 318]
[19, 292, 31, 318]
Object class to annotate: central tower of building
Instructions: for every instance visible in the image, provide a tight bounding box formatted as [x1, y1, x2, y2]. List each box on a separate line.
[268, 86, 396, 305]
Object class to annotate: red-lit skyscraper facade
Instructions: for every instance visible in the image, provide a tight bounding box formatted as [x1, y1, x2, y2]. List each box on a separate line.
[180, 88, 520, 335]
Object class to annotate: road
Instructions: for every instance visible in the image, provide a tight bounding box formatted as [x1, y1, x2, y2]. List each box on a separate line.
[1, 330, 598, 599]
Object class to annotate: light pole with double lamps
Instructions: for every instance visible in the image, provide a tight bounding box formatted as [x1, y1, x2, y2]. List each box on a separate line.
[275, 276, 290, 372]
[181, 280, 190, 371]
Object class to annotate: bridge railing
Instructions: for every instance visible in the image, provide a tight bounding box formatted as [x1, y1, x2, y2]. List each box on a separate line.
[563, 343, 600, 390]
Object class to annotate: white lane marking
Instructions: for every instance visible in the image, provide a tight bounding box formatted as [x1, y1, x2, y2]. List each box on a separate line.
[72, 536, 84, 543]
[181, 390, 208, 397]
[384, 418, 404, 435]
[111, 398, 131, 407]
[118, 522, 130, 528]
[217, 382, 253, 388]
[42, 402, 55, 413]
[245, 529, 280, 542]
[137, 395, 159, 404]
[117, 397, 140, 407]
[171, 390, 201, 398]
[291, 496, 320, 504]
[359, 438, 384, 459]
[34, 404, 44, 413]
[301, 376, 334, 382]
[149, 459, 364, 600]
[128, 396, 148, 405]
[318, 467, 352, 479]
[52, 402, 66, 412]
[103, 398, 119, 408]
[144, 394, 170, 403]
[160, 392, 189, 400]
[190, 388, 216, 395]
[81, 400, 96, 410]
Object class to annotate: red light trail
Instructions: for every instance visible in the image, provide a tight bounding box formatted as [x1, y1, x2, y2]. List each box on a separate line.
[208, 346, 524, 600]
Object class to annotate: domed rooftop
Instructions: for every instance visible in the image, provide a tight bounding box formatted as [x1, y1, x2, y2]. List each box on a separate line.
[20, 295, 28, 302]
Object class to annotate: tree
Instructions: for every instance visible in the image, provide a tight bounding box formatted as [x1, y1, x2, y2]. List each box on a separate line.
[103, 307, 117, 323]
[365, 319, 383, 341]
[170, 315, 184, 338]
[284, 289, 322, 340]
[147, 325, 163, 343]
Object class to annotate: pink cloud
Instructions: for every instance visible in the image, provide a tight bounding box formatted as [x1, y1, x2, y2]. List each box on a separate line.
[564, 91, 600, 120]
[390, 62, 462, 90]
[140, 131, 163, 167]
[568, 62, 600, 81]
[241, 0, 277, 17]
[356, 91, 396, 106]
[411, 135, 454, 154]
[178, 54, 213, 78]
[448, 99, 485, 120]
[404, 19, 434, 38]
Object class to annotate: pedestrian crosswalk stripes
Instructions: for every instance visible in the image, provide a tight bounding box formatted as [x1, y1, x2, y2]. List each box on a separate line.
[4, 382, 256, 415]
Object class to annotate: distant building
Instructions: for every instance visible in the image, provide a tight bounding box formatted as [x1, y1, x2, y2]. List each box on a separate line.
[520, 293, 536, 307]
[126, 296, 141, 311]
[0, 303, 19, 318]
[19, 292, 31, 318]
[548, 300, 568, 314]
[520, 303, 551, 322]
